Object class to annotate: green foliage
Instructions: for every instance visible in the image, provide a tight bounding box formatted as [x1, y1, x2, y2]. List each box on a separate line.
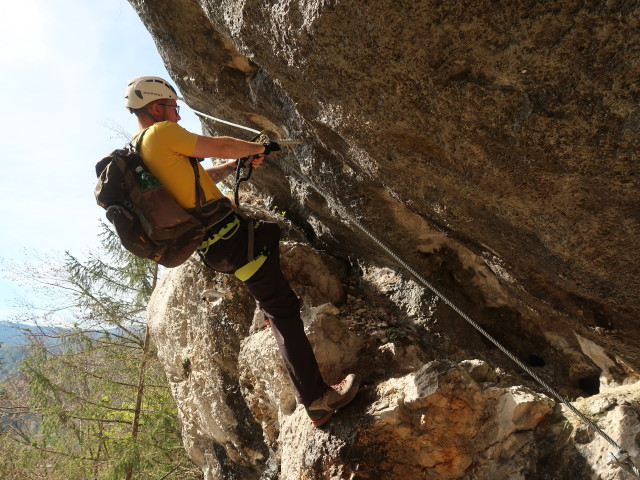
[271, 205, 287, 217]
[63, 221, 159, 328]
[0, 343, 27, 382]
[0, 222, 201, 480]
[387, 327, 408, 342]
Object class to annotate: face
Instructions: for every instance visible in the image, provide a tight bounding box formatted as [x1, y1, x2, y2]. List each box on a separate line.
[161, 100, 181, 122]
[148, 99, 181, 123]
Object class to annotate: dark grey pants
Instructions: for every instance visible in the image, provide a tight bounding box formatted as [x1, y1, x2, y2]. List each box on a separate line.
[202, 216, 328, 406]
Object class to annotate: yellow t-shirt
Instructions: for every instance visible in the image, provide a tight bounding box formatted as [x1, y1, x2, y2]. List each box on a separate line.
[134, 121, 224, 209]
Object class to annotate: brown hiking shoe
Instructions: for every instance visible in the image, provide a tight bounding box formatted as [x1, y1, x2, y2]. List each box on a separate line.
[305, 374, 360, 427]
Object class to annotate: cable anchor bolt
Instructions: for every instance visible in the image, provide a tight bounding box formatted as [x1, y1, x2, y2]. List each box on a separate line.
[608, 449, 640, 478]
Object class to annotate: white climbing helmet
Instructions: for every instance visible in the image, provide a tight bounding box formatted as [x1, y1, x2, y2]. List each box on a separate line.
[125, 76, 178, 110]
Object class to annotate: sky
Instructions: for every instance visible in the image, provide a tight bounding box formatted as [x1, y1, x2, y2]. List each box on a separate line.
[0, 0, 202, 322]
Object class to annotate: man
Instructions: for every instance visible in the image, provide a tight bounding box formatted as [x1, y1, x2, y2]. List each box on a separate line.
[124, 76, 359, 426]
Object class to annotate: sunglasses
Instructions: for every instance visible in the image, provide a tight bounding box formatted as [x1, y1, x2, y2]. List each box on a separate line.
[159, 104, 180, 115]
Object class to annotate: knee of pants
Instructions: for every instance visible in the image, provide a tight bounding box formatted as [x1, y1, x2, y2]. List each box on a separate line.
[261, 292, 301, 320]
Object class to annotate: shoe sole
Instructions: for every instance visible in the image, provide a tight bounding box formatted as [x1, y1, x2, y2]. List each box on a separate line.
[310, 410, 335, 427]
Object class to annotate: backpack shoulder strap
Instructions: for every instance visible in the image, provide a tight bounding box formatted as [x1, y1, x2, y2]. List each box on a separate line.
[189, 157, 205, 214]
[132, 128, 149, 153]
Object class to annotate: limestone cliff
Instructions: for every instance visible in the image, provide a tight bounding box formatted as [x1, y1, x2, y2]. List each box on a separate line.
[133, 1, 640, 478]
[148, 217, 640, 479]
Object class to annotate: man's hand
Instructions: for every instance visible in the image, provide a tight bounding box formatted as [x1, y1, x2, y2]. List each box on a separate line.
[247, 155, 265, 168]
[243, 141, 280, 168]
[262, 141, 281, 157]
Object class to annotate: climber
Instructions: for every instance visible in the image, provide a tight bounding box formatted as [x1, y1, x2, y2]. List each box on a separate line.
[123, 76, 359, 426]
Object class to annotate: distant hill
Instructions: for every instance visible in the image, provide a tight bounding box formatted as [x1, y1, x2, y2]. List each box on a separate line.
[0, 321, 66, 382]
[0, 321, 35, 346]
[0, 321, 68, 344]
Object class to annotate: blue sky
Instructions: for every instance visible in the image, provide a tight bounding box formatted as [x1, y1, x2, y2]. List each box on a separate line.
[0, 0, 202, 322]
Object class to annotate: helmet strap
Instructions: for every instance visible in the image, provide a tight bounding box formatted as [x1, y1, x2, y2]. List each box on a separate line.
[139, 105, 162, 124]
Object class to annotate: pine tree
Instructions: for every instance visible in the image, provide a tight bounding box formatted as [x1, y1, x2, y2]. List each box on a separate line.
[0, 223, 202, 479]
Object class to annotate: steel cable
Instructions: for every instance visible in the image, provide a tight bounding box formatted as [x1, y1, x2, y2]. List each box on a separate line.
[181, 103, 638, 476]
[297, 172, 639, 478]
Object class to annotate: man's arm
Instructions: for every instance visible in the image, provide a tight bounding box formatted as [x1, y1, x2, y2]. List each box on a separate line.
[205, 155, 267, 183]
[192, 135, 265, 159]
[205, 160, 238, 183]
[195, 135, 280, 182]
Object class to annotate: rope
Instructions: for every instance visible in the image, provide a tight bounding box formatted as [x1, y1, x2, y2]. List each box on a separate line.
[179, 99, 262, 135]
[180, 104, 639, 476]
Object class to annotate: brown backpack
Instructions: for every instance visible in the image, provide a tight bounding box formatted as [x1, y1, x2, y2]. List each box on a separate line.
[94, 130, 234, 267]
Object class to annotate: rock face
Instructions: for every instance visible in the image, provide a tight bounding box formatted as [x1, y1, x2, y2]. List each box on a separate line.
[148, 229, 640, 479]
[129, 0, 640, 374]
[133, 0, 640, 478]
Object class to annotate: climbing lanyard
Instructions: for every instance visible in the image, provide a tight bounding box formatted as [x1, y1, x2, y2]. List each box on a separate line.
[180, 104, 640, 478]
[180, 104, 298, 205]
[232, 131, 301, 206]
[233, 132, 267, 206]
